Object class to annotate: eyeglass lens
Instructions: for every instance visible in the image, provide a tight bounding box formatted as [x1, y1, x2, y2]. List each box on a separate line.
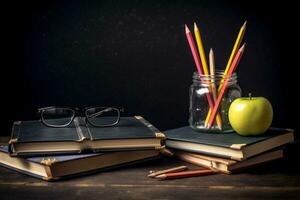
[41, 108, 75, 127]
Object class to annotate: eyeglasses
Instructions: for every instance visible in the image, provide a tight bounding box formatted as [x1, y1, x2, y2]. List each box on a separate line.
[38, 107, 124, 128]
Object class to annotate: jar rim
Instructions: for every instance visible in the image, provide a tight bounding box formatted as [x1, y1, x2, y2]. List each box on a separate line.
[192, 70, 238, 86]
[193, 70, 237, 78]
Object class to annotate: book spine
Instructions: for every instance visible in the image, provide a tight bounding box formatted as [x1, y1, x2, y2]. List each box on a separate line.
[73, 117, 87, 141]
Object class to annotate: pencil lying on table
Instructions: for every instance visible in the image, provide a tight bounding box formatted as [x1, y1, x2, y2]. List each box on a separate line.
[148, 166, 188, 178]
[155, 169, 216, 180]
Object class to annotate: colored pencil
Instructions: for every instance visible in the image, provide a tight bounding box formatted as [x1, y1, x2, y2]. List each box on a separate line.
[207, 44, 246, 129]
[185, 25, 222, 128]
[204, 21, 247, 126]
[222, 21, 247, 79]
[194, 23, 222, 129]
[209, 48, 217, 102]
[194, 22, 209, 75]
[155, 169, 216, 180]
[185, 25, 204, 75]
[148, 166, 188, 178]
[205, 49, 222, 128]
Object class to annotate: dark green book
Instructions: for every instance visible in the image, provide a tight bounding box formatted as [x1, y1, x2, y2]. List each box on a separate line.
[9, 116, 165, 156]
[164, 126, 293, 160]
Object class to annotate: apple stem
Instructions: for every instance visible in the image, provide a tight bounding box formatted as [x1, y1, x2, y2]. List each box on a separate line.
[249, 93, 252, 100]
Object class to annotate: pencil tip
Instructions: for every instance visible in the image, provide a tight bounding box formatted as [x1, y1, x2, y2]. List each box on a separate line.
[148, 174, 155, 178]
[194, 22, 198, 30]
[155, 175, 165, 180]
[209, 48, 213, 53]
[243, 20, 247, 28]
[185, 24, 190, 33]
[239, 43, 246, 52]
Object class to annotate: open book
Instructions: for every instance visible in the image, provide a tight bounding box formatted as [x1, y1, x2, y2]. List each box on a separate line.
[9, 116, 165, 156]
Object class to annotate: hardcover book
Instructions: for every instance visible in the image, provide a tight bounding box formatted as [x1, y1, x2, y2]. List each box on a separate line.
[174, 149, 284, 174]
[9, 116, 165, 156]
[164, 126, 293, 160]
[0, 145, 161, 181]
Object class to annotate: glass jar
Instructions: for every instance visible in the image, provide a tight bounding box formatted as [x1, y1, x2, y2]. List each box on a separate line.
[189, 71, 242, 133]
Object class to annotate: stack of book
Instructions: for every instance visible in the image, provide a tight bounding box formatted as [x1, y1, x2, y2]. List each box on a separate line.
[164, 126, 294, 173]
[0, 116, 165, 181]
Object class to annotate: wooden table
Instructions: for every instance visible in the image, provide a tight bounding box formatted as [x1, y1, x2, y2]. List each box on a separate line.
[1, 137, 300, 200]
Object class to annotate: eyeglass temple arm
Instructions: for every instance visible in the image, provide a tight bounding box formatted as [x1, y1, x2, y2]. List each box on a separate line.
[87, 108, 120, 119]
[37, 106, 57, 112]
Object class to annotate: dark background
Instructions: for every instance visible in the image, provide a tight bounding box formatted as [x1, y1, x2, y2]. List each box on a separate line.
[1, 0, 297, 136]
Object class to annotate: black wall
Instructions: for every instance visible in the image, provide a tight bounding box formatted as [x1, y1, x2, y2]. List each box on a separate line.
[2, 0, 297, 135]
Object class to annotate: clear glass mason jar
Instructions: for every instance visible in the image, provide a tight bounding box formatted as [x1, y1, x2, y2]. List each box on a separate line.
[189, 71, 242, 133]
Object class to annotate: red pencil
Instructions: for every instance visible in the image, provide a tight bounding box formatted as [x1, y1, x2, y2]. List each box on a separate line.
[155, 169, 216, 180]
[207, 44, 246, 128]
[185, 25, 215, 116]
[185, 25, 204, 76]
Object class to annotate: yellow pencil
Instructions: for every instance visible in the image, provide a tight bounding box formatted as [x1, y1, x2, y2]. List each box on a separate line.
[194, 22, 222, 129]
[222, 21, 247, 78]
[205, 21, 247, 127]
[194, 22, 209, 75]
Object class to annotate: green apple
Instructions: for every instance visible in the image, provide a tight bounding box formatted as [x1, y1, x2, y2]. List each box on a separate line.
[228, 94, 273, 136]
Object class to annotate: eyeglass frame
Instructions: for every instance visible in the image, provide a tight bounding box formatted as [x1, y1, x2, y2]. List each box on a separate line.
[38, 106, 124, 128]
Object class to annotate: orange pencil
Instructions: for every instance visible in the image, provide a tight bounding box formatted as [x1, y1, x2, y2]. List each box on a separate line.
[155, 169, 216, 180]
[207, 44, 246, 128]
